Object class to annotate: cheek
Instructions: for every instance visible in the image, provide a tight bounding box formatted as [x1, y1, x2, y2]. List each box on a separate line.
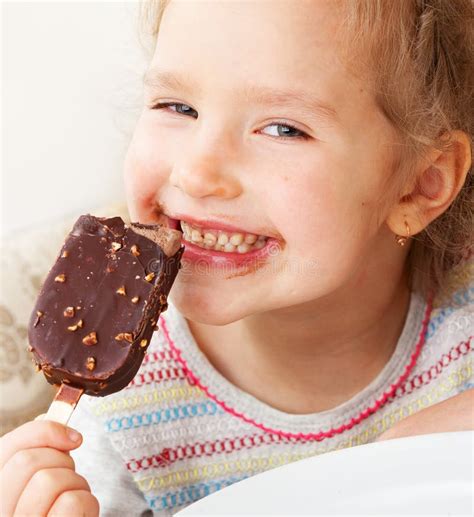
[268, 164, 358, 253]
[123, 119, 171, 221]
[266, 154, 374, 289]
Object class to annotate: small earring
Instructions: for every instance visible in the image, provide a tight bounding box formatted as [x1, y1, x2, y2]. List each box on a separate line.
[395, 220, 411, 246]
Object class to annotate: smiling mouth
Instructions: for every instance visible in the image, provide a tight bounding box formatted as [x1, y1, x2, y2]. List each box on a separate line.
[152, 199, 275, 256]
[179, 220, 268, 254]
[155, 208, 271, 255]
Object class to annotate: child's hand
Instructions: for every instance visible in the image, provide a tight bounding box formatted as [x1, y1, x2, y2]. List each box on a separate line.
[0, 418, 99, 517]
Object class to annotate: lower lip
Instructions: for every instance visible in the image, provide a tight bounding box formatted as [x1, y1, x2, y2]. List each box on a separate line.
[181, 238, 280, 269]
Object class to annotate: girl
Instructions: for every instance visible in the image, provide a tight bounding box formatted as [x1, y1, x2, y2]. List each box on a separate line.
[1, 0, 472, 515]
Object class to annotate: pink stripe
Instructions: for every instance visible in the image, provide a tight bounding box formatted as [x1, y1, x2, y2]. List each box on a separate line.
[126, 366, 188, 388]
[142, 348, 181, 365]
[127, 432, 287, 473]
[388, 336, 472, 401]
[159, 295, 434, 442]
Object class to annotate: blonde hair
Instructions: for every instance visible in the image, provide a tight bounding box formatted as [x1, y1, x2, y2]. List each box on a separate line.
[137, 0, 473, 306]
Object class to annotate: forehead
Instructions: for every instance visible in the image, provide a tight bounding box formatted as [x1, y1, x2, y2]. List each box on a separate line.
[152, 0, 348, 97]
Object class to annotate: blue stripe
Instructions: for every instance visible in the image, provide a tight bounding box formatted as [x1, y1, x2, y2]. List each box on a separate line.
[105, 401, 224, 432]
[426, 286, 473, 340]
[459, 382, 474, 394]
[145, 475, 249, 511]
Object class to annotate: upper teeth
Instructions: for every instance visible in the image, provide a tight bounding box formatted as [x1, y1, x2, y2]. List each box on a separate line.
[181, 221, 267, 253]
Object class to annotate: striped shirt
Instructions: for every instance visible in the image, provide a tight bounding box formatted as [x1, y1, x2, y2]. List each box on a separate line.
[70, 258, 473, 516]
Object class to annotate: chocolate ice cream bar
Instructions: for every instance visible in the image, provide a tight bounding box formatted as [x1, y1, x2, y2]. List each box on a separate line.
[28, 214, 183, 422]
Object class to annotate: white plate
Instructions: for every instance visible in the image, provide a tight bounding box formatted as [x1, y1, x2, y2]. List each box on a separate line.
[176, 431, 473, 515]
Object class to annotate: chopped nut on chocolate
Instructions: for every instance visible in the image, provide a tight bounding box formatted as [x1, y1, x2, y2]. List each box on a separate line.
[33, 310, 43, 327]
[116, 285, 127, 296]
[159, 294, 167, 304]
[34, 363, 41, 372]
[111, 242, 122, 251]
[130, 244, 140, 256]
[61, 250, 69, 258]
[67, 319, 83, 331]
[145, 272, 155, 282]
[63, 306, 75, 318]
[82, 331, 98, 346]
[115, 332, 133, 343]
[106, 263, 118, 273]
[131, 296, 140, 304]
[140, 339, 148, 348]
[86, 357, 96, 371]
[54, 274, 66, 283]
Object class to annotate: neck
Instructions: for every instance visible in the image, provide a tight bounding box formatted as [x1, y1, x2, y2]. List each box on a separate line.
[187, 254, 413, 414]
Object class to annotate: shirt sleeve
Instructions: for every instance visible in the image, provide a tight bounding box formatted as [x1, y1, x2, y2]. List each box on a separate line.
[68, 399, 153, 517]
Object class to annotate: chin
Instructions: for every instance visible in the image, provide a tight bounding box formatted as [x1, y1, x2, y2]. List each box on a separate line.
[169, 282, 249, 326]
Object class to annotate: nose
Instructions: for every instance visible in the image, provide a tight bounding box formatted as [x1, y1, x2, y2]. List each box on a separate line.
[169, 132, 243, 200]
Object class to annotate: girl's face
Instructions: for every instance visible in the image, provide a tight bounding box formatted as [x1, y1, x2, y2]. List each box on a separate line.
[124, 0, 401, 325]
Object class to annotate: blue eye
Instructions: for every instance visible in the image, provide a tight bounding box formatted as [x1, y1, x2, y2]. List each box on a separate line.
[260, 123, 308, 140]
[152, 102, 198, 118]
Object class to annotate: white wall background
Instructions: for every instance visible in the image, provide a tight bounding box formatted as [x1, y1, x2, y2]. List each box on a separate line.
[2, 1, 149, 237]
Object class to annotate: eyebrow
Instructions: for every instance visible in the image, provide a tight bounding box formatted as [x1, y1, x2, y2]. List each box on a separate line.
[143, 68, 339, 124]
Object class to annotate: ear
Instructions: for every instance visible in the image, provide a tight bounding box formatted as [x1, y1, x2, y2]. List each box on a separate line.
[386, 130, 472, 237]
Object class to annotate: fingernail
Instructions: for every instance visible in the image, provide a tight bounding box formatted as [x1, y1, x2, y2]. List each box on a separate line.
[66, 427, 82, 443]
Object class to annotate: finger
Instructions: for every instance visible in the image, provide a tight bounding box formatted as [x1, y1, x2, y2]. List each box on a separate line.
[0, 421, 82, 469]
[0, 448, 74, 517]
[47, 489, 100, 517]
[31, 417, 70, 459]
[14, 468, 90, 517]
